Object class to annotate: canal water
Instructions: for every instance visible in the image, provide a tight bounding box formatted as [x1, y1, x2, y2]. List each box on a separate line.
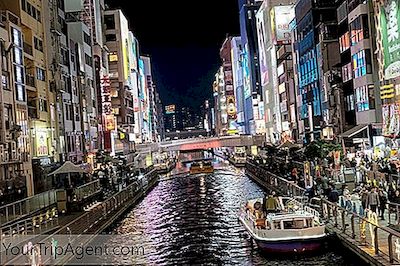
[105, 158, 366, 265]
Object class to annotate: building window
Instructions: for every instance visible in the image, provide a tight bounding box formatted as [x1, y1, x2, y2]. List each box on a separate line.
[34, 37, 43, 52]
[339, 32, 350, 53]
[352, 49, 372, 78]
[4, 104, 12, 130]
[74, 105, 80, 121]
[65, 104, 73, 120]
[342, 62, 353, 82]
[2, 72, 9, 90]
[105, 34, 116, 42]
[104, 15, 115, 30]
[350, 14, 369, 46]
[36, 67, 46, 81]
[84, 32, 91, 45]
[345, 94, 355, 111]
[39, 98, 47, 112]
[355, 84, 375, 112]
[16, 84, 25, 102]
[85, 53, 92, 66]
[24, 1, 41, 22]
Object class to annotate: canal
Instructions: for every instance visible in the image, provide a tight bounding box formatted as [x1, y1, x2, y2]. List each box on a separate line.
[104, 158, 366, 265]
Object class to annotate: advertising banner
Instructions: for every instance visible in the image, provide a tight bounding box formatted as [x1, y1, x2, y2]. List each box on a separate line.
[270, 5, 295, 44]
[165, 105, 176, 114]
[382, 103, 400, 137]
[381, 0, 400, 79]
[36, 131, 48, 156]
[256, 7, 269, 86]
[242, 45, 251, 99]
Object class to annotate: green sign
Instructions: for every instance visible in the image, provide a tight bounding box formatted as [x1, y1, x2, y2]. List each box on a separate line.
[381, 0, 400, 79]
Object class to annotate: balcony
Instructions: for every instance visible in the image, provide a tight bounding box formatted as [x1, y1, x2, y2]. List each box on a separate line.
[27, 101, 38, 119]
[23, 42, 33, 56]
[25, 74, 36, 89]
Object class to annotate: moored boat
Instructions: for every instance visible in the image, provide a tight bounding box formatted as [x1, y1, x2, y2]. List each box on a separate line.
[239, 196, 326, 254]
[189, 161, 214, 174]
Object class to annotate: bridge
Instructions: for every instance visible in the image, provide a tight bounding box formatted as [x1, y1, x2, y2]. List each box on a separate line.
[136, 135, 266, 153]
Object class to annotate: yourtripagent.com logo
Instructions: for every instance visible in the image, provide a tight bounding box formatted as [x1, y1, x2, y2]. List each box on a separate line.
[0, 234, 145, 265]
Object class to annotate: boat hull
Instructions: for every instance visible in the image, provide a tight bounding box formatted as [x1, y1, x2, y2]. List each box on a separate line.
[255, 237, 325, 254]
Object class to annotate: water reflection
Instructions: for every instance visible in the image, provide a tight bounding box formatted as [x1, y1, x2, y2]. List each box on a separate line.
[104, 160, 362, 265]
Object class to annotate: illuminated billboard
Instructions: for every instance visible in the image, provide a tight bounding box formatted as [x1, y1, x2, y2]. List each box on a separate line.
[256, 6, 269, 86]
[382, 103, 400, 137]
[380, 0, 400, 79]
[165, 105, 176, 114]
[270, 5, 295, 44]
[242, 45, 251, 99]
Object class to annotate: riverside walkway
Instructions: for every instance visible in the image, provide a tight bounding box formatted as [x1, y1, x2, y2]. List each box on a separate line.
[246, 161, 400, 266]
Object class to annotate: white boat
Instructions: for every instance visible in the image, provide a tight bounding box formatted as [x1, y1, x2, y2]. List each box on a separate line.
[239, 197, 326, 254]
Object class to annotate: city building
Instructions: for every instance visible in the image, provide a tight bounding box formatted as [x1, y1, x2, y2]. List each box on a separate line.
[230, 36, 246, 135]
[213, 67, 228, 135]
[336, 0, 381, 147]
[104, 9, 135, 155]
[220, 36, 239, 135]
[256, 1, 297, 143]
[238, 0, 263, 134]
[1, 0, 57, 196]
[0, 10, 33, 202]
[294, 0, 338, 144]
[374, 0, 400, 148]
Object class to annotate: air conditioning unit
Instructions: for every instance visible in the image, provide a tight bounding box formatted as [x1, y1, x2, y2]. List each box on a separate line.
[0, 144, 4, 163]
[10, 141, 17, 160]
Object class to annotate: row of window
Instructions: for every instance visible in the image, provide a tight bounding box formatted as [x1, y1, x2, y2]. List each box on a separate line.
[34, 37, 43, 53]
[349, 14, 369, 46]
[21, 0, 41, 22]
[352, 49, 372, 78]
[355, 85, 375, 112]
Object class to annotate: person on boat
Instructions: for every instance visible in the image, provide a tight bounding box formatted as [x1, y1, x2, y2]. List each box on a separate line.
[265, 191, 280, 213]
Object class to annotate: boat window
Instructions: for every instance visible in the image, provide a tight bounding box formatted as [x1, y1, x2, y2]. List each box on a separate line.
[273, 221, 281, 229]
[306, 219, 313, 228]
[283, 219, 307, 229]
[283, 221, 294, 229]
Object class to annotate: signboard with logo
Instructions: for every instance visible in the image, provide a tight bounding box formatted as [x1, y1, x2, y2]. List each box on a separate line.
[381, 0, 400, 79]
[382, 103, 400, 137]
[270, 5, 295, 44]
[165, 105, 176, 114]
[36, 131, 48, 156]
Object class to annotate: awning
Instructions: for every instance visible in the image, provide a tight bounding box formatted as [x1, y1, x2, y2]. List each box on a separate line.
[340, 124, 368, 138]
[48, 161, 88, 176]
[277, 140, 299, 149]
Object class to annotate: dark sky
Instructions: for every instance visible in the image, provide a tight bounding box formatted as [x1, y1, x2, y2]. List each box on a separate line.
[105, 0, 240, 109]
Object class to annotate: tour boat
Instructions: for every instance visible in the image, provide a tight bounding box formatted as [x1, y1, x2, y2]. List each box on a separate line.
[189, 161, 214, 174]
[228, 154, 246, 167]
[239, 197, 326, 254]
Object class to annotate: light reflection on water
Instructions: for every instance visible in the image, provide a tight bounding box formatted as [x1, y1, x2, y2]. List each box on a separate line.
[103, 159, 362, 265]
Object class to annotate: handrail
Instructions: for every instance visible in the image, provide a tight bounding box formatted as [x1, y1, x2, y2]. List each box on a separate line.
[246, 162, 400, 264]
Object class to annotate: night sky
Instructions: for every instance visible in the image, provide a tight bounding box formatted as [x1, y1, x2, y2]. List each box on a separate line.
[105, 0, 240, 110]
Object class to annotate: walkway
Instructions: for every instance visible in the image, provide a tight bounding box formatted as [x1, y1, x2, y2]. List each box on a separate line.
[246, 162, 400, 266]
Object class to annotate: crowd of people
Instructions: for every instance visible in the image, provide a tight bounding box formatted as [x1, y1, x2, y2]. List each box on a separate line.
[256, 150, 400, 222]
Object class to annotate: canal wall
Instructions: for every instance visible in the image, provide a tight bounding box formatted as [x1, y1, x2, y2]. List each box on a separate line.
[3, 169, 161, 265]
[245, 162, 398, 266]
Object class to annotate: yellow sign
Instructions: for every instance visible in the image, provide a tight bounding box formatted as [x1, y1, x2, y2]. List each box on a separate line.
[109, 52, 118, 62]
[145, 154, 153, 167]
[251, 146, 258, 156]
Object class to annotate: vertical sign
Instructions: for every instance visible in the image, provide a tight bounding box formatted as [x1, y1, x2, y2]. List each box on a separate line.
[381, 0, 400, 79]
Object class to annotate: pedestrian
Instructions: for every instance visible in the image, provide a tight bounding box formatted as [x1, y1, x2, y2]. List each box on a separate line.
[265, 191, 280, 213]
[361, 188, 369, 211]
[379, 188, 388, 220]
[343, 184, 352, 211]
[366, 187, 380, 213]
[328, 185, 339, 203]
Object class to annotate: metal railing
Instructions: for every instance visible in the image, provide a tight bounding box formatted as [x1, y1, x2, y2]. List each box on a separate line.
[72, 180, 101, 202]
[0, 190, 58, 226]
[246, 162, 400, 264]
